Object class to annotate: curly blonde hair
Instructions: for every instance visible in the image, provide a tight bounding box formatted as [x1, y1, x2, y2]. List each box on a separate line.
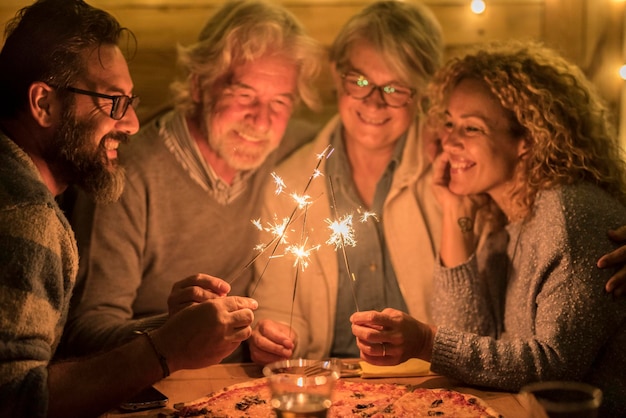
[426, 41, 626, 217]
[170, 0, 322, 117]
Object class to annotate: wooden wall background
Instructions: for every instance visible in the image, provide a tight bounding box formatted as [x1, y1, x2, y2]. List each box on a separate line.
[2, 0, 625, 141]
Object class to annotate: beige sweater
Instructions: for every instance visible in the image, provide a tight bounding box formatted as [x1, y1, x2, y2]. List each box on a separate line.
[251, 114, 442, 359]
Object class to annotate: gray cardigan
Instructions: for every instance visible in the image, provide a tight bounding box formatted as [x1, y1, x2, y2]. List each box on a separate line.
[430, 184, 626, 417]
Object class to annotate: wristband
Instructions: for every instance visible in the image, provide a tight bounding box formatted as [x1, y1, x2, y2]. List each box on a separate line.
[137, 330, 170, 378]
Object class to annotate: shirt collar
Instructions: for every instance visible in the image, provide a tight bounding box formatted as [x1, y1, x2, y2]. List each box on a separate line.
[327, 120, 408, 181]
[162, 111, 252, 204]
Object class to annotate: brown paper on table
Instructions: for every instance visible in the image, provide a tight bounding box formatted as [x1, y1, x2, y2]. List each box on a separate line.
[359, 358, 432, 378]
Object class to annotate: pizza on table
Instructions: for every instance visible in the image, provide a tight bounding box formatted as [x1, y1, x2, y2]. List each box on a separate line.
[168, 378, 503, 417]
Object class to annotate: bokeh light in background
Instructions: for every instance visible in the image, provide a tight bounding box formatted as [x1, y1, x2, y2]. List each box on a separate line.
[620, 65, 626, 80]
[470, 0, 486, 15]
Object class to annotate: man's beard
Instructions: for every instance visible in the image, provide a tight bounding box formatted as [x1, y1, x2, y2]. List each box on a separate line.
[208, 123, 276, 172]
[49, 107, 128, 203]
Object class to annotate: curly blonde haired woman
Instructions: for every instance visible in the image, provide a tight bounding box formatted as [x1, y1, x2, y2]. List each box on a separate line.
[350, 41, 626, 416]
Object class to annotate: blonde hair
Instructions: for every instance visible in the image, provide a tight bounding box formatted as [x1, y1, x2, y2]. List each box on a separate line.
[170, 0, 322, 116]
[427, 41, 626, 217]
[329, 0, 443, 94]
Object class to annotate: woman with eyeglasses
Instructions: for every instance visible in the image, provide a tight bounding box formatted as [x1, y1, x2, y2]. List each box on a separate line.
[248, 0, 445, 364]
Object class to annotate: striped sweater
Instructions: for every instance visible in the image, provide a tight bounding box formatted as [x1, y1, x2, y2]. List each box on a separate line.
[0, 133, 78, 417]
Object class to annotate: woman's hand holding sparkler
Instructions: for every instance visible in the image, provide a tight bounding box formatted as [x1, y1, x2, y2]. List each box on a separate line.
[168, 274, 231, 316]
[350, 308, 436, 367]
[249, 319, 297, 365]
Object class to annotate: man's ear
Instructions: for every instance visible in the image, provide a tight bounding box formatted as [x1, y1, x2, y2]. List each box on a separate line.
[29, 82, 56, 127]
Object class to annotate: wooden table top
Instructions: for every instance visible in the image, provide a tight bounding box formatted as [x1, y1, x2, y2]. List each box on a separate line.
[102, 362, 545, 417]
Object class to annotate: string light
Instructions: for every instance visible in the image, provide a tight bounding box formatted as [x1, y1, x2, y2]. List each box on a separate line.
[470, 0, 486, 14]
[619, 65, 626, 81]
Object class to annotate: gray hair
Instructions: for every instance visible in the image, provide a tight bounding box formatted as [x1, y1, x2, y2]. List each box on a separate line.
[329, 0, 443, 94]
[170, 0, 322, 116]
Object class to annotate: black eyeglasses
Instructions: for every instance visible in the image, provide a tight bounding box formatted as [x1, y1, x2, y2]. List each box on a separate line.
[65, 86, 139, 120]
[341, 72, 415, 108]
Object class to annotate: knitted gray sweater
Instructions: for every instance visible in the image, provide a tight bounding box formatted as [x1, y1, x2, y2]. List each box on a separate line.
[430, 183, 626, 417]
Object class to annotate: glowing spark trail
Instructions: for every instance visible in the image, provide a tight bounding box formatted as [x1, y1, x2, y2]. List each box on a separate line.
[327, 177, 360, 311]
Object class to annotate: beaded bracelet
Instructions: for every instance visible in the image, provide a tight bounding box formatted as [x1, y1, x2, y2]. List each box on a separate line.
[136, 330, 170, 378]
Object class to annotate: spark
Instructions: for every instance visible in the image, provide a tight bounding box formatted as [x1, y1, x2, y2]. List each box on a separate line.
[252, 216, 291, 253]
[326, 214, 356, 249]
[285, 241, 321, 271]
[290, 193, 312, 209]
[316, 146, 334, 161]
[264, 216, 290, 245]
[271, 172, 286, 195]
[359, 211, 378, 223]
[251, 218, 263, 230]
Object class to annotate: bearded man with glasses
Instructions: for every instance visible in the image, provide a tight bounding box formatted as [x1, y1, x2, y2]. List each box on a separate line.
[0, 1, 259, 416]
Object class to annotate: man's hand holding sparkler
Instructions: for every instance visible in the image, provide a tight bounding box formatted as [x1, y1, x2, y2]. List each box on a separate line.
[350, 308, 436, 367]
[156, 296, 259, 370]
[168, 274, 231, 316]
[249, 319, 296, 365]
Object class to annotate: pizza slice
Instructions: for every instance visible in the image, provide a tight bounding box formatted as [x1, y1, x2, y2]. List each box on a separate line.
[328, 379, 409, 417]
[387, 387, 504, 417]
[171, 378, 272, 417]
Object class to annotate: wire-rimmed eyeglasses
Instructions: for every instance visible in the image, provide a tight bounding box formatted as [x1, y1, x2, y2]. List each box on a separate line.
[341, 72, 415, 108]
[65, 86, 139, 120]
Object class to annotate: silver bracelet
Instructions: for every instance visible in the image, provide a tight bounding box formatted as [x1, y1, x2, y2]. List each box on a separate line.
[136, 330, 170, 378]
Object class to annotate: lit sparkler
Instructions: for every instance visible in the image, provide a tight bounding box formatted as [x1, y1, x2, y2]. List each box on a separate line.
[234, 145, 374, 334]
[327, 177, 360, 311]
[242, 145, 334, 294]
